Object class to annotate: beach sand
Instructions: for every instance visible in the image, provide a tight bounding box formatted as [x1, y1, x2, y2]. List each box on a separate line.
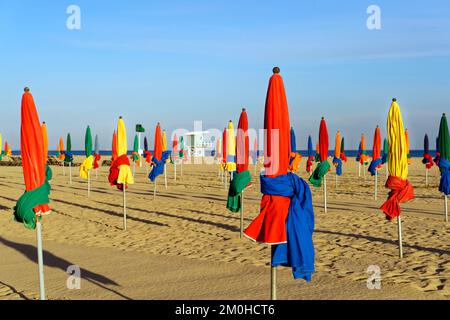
[0, 157, 449, 300]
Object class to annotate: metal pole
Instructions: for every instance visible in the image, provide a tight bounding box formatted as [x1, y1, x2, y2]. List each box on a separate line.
[164, 164, 168, 189]
[62, 161, 65, 176]
[153, 180, 156, 200]
[87, 171, 90, 198]
[445, 195, 448, 223]
[324, 174, 327, 213]
[69, 162, 72, 185]
[174, 163, 177, 181]
[36, 219, 46, 300]
[240, 191, 244, 239]
[358, 163, 361, 177]
[426, 168, 428, 187]
[123, 184, 127, 230]
[270, 246, 277, 300]
[397, 216, 403, 258]
[375, 170, 378, 200]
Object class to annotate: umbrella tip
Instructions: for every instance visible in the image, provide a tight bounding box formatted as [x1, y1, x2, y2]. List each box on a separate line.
[24, 87, 30, 92]
[321, 116, 325, 120]
[443, 113, 446, 116]
[273, 67, 280, 74]
[392, 98, 397, 102]
[119, 116, 123, 119]
[242, 108, 246, 112]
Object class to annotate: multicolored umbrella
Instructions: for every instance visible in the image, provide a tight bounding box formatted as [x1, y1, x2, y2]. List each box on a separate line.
[340, 137, 347, 162]
[172, 134, 179, 180]
[306, 135, 314, 173]
[79, 126, 94, 196]
[14, 88, 52, 300]
[149, 123, 171, 195]
[132, 134, 139, 166]
[225, 120, 236, 173]
[332, 131, 342, 176]
[309, 117, 330, 188]
[368, 126, 382, 176]
[58, 137, 65, 161]
[380, 99, 414, 258]
[221, 127, 227, 170]
[438, 113, 450, 222]
[4, 141, 12, 156]
[360, 134, 369, 165]
[244, 68, 315, 299]
[93, 134, 101, 170]
[65, 133, 73, 165]
[227, 109, 251, 238]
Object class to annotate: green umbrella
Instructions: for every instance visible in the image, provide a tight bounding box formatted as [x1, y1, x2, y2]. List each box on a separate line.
[438, 114, 450, 163]
[438, 113, 450, 222]
[179, 136, 185, 158]
[132, 134, 139, 161]
[85, 126, 93, 158]
[64, 133, 73, 164]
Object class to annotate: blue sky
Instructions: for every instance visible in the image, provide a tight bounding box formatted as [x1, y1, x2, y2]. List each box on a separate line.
[0, 0, 449, 150]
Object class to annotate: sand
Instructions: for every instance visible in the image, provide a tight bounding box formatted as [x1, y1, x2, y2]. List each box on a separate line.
[0, 157, 449, 300]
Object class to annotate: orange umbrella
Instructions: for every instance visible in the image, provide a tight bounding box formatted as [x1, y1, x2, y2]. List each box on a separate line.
[111, 130, 118, 162]
[58, 137, 65, 160]
[41, 122, 48, 164]
[154, 123, 162, 161]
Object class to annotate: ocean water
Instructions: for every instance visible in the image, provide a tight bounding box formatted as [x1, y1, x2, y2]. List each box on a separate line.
[10, 149, 433, 157]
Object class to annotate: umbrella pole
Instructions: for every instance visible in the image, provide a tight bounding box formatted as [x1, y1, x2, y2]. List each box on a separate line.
[425, 168, 428, 187]
[375, 170, 378, 200]
[36, 218, 46, 300]
[397, 216, 403, 258]
[123, 184, 127, 230]
[62, 161, 65, 176]
[445, 195, 448, 223]
[69, 162, 72, 185]
[181, 162, 183, 177]
[87, 171, 91, 198]
[174, 163, 177, 181]
[225, 171, 228, 190]
[133, 161, 136, 177]
[153, 180, 157, 200]
[240, 191, 244, 239]
[324, 174, 327, 213]
[363, 164, 366, 179]
[358, 163, 361, 177]
[335, 173, 338, 189]
[164, 164, 168, 189]
[270, 245, 277, 300]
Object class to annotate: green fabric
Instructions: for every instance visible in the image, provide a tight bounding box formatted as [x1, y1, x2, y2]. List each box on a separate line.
[314, 153, 320, 162]
[341, 137, 345, 154]
[13, 165, 52, 230]
[309, 161, 330, 188]
[439, 114, 450, 161]
[226, 170, 251, 213]
[383, 138, 388, 159]
[135, 124, 145, 133]
[179, 137, 185, 159]
[64, 133, 73, 164]
[85, 126, 93, 158]
[132, 135, 139, 161]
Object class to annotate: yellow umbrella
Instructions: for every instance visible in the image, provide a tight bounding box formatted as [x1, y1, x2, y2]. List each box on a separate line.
[381, 98, 414, 258]
[117, 117, 134, 186]
[225, 120, 236, 172]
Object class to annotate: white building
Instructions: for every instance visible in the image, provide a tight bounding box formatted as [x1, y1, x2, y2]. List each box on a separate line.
[183, 131, 213, 157]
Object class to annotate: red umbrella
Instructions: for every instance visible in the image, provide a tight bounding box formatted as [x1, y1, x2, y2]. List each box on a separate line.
[222, 127, 227, 167]
[319, 117, 329, 162]
[111, 130, 118, 162]
[154, 123, 162, 161]
[236, 108, 249, 173]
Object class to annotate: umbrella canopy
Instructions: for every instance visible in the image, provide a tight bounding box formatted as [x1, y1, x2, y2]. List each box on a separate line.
[222, 127, 227, 168]
[14, 88, 51, 228]
[290, 127, 297, 153]
[132, 134, 139, 162]
[41, 122, 48, 164]
[117, 118, 127, 157]
[319, 118, 329, 162]
[340, 137, 347, 161]
[112, 130, 118, 162]
[237, 109, 249, 173]
[244, 67, 314, 282]
[309, 117, 330, 186]
[85, 126, 93, 158]
[154, 123, 163, 161]
[94, 134, 100, 154]
[422, 134, 434, 168]
[108, 117, 134, 188]
[306, 135, 314, 172]
[144, 136, 149, 152]
[172, 134, 179, 160]
[226, 120, 236, 172]
[179, 136, 185, 159]
[368, 126, 382, 175]
[64, 133, 73, 164]
[333, 131, 341, 158]
[438, 114, 450, 195]
[380, 99, 414, 219]
[162, 130, 167, 152]
[405, 129, 412, 164]
[382, 138, 389, 164]
[424, 134, 430, 155]
[360, 134, 369, 164]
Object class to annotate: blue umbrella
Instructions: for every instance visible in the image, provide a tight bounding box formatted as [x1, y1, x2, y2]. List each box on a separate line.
[290, 127, 297, 153]
[307, 136, 313, 157]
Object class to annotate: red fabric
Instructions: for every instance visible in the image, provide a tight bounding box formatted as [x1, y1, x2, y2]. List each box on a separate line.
[144, 150, 152, 163]
[424, 153, 434, 169]
[154, 123, 162, 161]
[21, 91, 49, 214]
[237, 109, 249, 173]
[93, 153, 101, 169]
[380, 176, 414, 220]
[319, 118, 329, 162]
[108, 154, 130, 190]
[172, 134, 178, 159]
[111, 131, 118, 162]
[306, 156, 314, 173]
[222, 128, 227, 164]
[340, 152, 347, 162]
[244, 70, 291, 244]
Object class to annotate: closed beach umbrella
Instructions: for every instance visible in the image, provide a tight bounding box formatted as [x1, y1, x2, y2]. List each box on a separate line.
[173, 134, 179, 161]
[435, 137, 440, 164]
[132, 134, 139, 163]
[289, 127, 301, 173]
[306, 135, 314, 173]
[162, 130, 167, 151]
[438, 114, 450, 222]
[290, 127, 296, 153]
[226, 120, 236, 173]
[149, 123, 170, 185]
[14, 88, 52, 299]
[380, 99, 414, 258]
[244, 67, 315, 299]
[85, 126, 93, 157]
[368, 126, 382, 199]
[93, 134, 101, 170]
[112, 130, 118, 162]
[222, 127, 227, 170]
[227, 109, 251, 237]
[360, 134, 369, 165]
[65, 133, 73, 164]
[58, 137, 65, 160]
[309, 117, 330, 189]
[143, 136, 152, 164]
[340, 137, 347, 162]
[154, 123, 162, 161]
[382, 138, 389, 164]
[41, 122, 48, 164]
[79, 126, 94, 182]
[422, 134, 434, 186]
[332, 131, 342, 176]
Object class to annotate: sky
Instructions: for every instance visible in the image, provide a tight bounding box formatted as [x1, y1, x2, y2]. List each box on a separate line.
[0, 0, 449, 150]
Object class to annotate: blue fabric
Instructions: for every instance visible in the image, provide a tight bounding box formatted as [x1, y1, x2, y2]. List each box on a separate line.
[439, 158, 450, 195]
[381, 153, 388, 164]
[226, 155, 236, 163]
[368, 158, 382, 176]
[307, 136, 313, 158]
[332, 156, 342, 176]
[148, 151, 171, 182]
[64, 152, 73, 164]
[290, 128, 296, 153]
[260, 173, 315, 282]
[356, 142, 362, 162]
[435, 137, 440, 163]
